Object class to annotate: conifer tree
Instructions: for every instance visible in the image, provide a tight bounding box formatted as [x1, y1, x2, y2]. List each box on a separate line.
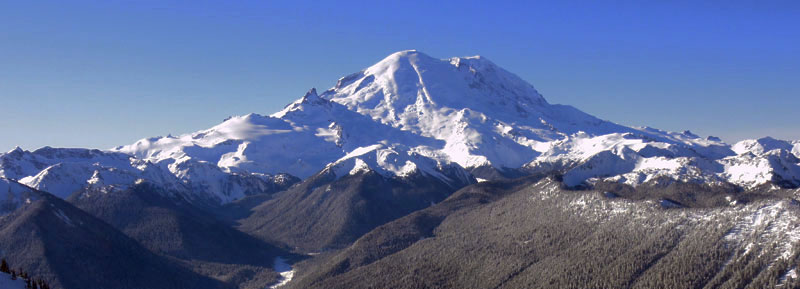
[0, 258, 9, 273]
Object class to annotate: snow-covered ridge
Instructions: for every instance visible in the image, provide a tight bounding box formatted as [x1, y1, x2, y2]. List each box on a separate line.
[2, 50, 799, 205]
[0, 146, 295, 205]
[114, 87, 447, 180]
[322, 143, 473, 187]
[527, 133, 799, 188]
[732, 137, 800, 157]
[721, 138, 800, 188]
[0, 147, 168, 199]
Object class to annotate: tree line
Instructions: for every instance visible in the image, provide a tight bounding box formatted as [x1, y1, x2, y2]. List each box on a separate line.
[1, 258, 51, 289]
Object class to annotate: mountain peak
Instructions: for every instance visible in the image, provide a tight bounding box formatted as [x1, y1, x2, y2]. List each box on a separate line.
[322, 51, 548, 122]
[300, 88, 325, 104]
[384, 49, 429, 59]
[305, 87, 318, 97]
[272, 88, 331, 119]
[732, 136, 796, 155]
[6, 146, 24, 155]
[380, 50, 489, 65]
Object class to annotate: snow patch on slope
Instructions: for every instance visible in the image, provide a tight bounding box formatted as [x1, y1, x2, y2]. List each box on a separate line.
[0, 273, 27, 289]
[723, 201, 800, 259]
[268, 257, 295, 289]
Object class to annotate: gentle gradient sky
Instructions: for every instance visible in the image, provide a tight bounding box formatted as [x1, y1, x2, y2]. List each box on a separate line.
[1, 0, 798, 152]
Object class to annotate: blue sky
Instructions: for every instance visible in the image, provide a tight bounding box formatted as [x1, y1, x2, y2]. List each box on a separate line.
[1, 0, 798, 151]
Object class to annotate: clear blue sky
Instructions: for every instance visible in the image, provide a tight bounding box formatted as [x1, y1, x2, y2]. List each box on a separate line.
[1, 0, 798, 152]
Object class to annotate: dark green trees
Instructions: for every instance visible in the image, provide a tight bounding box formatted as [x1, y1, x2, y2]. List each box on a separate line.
[0, 259, 9, 273]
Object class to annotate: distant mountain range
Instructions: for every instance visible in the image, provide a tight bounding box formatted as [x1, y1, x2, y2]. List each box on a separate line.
[2, 50, 799, 289]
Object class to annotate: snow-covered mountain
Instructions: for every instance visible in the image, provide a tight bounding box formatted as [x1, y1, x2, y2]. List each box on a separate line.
[546, 135, 800, 188]
[1, 50, 798, 206]
[0, 146, 296, 205]
[722, 137, 800, 188]
[319, 51, 735, 167]
[112, 50, 795, 189]
[0, 147, 187, 198]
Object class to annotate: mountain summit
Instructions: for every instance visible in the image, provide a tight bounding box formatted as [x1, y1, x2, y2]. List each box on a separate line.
[322, 50, 548, 120]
